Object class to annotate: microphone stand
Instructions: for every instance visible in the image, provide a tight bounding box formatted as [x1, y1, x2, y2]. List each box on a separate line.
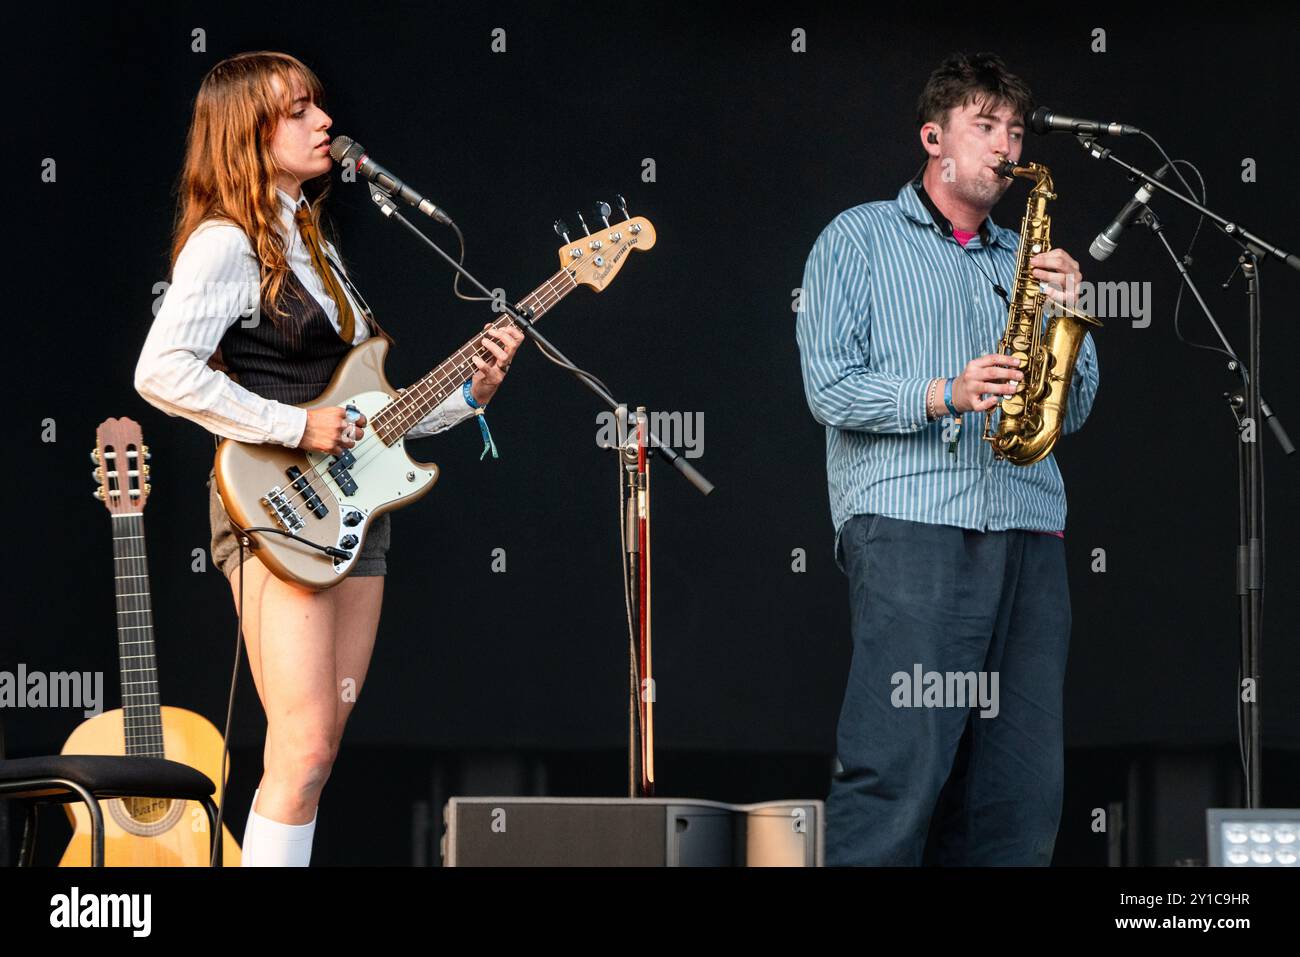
[1076, 137, 1296, 810]
[360, 181, 713, 799]
[615, 406, 655, 797]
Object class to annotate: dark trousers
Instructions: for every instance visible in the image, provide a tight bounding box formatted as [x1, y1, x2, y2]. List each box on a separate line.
[826, 513, 1072, 866]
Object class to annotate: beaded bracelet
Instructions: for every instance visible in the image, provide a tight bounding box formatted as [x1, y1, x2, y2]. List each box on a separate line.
[926, 377, 942, 420]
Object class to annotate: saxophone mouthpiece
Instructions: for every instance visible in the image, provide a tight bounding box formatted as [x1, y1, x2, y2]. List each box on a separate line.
[994, 159, 1018, 179]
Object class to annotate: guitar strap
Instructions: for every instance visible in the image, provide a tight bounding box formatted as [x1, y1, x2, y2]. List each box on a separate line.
[322, 248, 396, 347]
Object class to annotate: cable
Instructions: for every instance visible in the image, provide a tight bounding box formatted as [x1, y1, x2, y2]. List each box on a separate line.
[450, 222, 491, 304]
[953, 237, 1012, 308]
[1165, 159, 1213, 353]
[209, 539, 245, 867]
[1152, 157, 1235, 364]
[1139, 131, 1199, 223]
[204, 455, 246, 868]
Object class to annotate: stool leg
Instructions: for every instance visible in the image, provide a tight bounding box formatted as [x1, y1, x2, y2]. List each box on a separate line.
[85, 794, 105, 866]
[19, 803, 38, 866]
[201, 797, 223, 867]
[40, 780, 104, 866]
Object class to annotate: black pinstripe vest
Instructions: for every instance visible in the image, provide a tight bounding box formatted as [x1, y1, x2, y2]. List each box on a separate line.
[216, 269, 375, 406]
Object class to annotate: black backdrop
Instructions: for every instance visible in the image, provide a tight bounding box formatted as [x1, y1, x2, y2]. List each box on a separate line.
[8, 4, 1299, 770]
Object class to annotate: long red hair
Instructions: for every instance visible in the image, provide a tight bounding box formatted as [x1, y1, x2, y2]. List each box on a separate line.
[171, 51, 332, 319]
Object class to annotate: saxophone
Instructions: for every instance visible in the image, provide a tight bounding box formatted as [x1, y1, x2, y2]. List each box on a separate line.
[982, 160, 1102, 466]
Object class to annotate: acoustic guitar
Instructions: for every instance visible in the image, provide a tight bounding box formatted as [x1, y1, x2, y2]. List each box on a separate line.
[213, 209, 655, 589]
[59, 417, 241, 866]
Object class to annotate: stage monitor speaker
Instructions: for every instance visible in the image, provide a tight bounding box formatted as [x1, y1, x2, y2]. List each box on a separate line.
[742, 800, 824, 866]
[442, 797, 823, 866]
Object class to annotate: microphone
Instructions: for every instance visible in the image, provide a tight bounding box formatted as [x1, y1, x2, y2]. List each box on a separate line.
[1031, 106, 1140, 137]
[328, 135, 453, 225]
[1089, 162, 1170, 262]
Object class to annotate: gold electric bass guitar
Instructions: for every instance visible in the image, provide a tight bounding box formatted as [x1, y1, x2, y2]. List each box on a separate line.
[60, 417, 242, 866]
[214, 209, 656, 590]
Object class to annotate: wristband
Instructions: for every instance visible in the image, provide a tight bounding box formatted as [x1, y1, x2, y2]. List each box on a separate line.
[943, 377, 961, 455]
[463, 379, 498, 460]
[943, 378, 959, 418]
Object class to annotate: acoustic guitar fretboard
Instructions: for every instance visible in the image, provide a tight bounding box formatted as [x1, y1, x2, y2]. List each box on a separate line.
[111, 512, 164, 758]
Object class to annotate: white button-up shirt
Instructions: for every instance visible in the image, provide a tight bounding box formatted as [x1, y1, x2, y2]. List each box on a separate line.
[134, 188, 475, 447]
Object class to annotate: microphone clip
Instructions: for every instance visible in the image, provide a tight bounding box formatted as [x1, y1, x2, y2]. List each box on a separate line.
[1075, 135, 1111, 161]
[368, 181, 399, 216]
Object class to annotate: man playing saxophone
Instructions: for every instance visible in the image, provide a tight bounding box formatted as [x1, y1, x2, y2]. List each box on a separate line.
[795, 52, 1099, 865]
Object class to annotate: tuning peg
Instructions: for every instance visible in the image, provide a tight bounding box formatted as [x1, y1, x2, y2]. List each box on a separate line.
[143, 446, 151, 462]
[91, 467, 102, 483]
[93, 487, 104, 501]
[553, 219, 571, 244]
[616, 194, 630, 220]
[597, 201, 612, 229]
[89, 448, 100, 464]
[575, 212, 590, 237]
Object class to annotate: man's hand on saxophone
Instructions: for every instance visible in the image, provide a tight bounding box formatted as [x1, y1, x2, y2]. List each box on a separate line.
[949, 354, 1026, 414]
[1030, 247, 1084, 307]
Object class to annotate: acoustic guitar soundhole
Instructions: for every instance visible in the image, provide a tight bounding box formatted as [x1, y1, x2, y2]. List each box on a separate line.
[108, 795, 187, 836]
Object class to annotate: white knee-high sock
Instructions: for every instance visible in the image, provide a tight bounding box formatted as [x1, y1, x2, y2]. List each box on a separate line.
[241, 790, 318, 867]
[240, 788, 260, 862]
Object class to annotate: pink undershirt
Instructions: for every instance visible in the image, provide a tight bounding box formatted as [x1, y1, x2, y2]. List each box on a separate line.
[952, 227, 1064, 539]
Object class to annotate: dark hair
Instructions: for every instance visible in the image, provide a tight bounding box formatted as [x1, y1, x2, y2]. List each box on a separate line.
[916, 52, 1033, 129]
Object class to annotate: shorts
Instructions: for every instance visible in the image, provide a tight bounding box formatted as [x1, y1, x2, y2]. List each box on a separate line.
[207, 466, 390, 581]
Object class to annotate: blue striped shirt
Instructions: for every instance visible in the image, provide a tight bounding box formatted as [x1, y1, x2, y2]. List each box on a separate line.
[795, 178, 1099, 565]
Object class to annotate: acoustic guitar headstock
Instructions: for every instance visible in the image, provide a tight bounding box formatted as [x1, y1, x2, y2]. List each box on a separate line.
[91, 417, 151, 515]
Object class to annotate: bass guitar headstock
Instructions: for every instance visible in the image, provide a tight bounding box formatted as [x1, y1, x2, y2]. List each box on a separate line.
[553, 195, 656, 292]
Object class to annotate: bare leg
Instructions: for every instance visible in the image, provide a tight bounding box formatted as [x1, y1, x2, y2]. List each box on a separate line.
[228, 555, 340, 825]
[332, 575, 385, 744]
[228, 556, 267, 703]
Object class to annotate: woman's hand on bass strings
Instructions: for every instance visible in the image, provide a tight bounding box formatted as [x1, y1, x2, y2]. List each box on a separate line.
[300, 406, 367, 455]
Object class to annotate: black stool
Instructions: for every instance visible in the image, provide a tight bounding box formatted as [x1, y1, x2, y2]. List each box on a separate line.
[0, 723, 223, 866]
